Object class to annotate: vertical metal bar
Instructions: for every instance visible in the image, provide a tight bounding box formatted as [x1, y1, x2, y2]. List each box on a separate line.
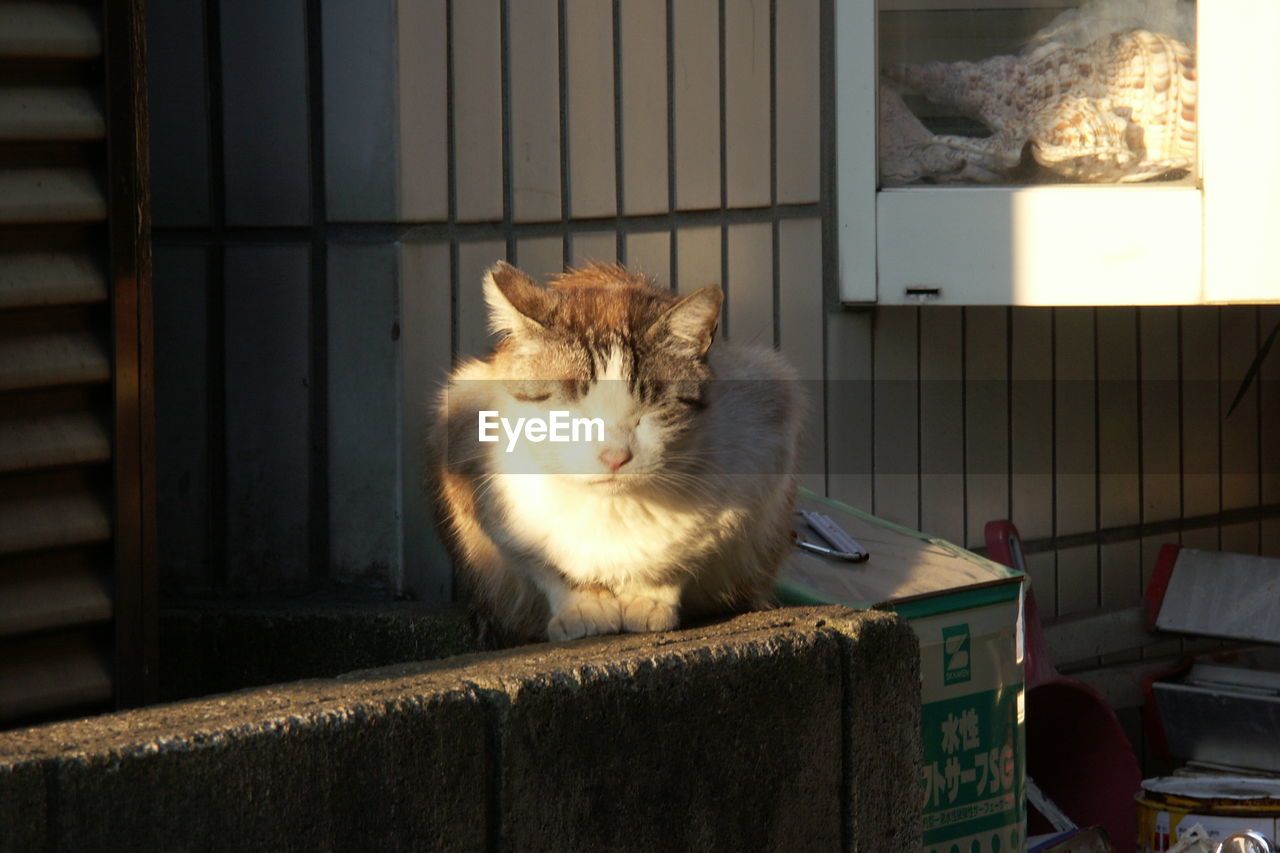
[557, 0, 571, 267]
[104, 0, 158, 707]
[1006, 307, 1015, 523]
[717, 0, 728, 338]
[612, 0, 625, 262]
[769, 0, 780, 349]
[819, 0, 836, 494]
[305, 0, 330, 585]
[1216, 306, 1224, 551]
[915, 306, 923, 530]
[1257, 309, 1266, 554]
[446, 0, 460, 366]
[1176, 306, 1185, 538]
[665, 0, 677, 292]
[1093, 306, 1102, 608]
[205, 0, 228, 594]
[500, 0, 515, 261]
[1050, 307, 1059, 615]
[961, 308, 969, 548]
[1135, 308, 1145, 589]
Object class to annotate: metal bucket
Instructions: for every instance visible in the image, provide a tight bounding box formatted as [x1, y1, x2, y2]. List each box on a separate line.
[1136, 777, 1280, 852]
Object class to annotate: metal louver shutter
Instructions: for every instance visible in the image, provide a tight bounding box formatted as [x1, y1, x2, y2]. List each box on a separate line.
[0, 0, 154, 726]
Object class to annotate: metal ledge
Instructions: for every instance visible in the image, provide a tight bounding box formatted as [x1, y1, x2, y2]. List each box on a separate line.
[0, 88, 105, 141]
[0, 412, 110, 473]
[0, 170, 107, 224]
[0, 332, 110, 391]
[0, 250, 107, 310]
[0, 492, 111, 556]
[0, 3, 101, 59]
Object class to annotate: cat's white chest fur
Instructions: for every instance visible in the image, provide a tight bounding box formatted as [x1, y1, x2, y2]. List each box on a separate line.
[494, 474, 729, 587]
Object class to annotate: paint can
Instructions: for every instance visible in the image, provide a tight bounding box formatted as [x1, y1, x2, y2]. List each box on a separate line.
[1136, 776, 1280, 852]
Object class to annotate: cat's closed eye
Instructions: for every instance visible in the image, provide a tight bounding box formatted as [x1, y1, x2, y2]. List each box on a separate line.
[512, 392, 551, 402]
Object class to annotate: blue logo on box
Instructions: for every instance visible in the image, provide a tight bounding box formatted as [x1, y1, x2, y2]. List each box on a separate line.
[942, 624, 971, 685]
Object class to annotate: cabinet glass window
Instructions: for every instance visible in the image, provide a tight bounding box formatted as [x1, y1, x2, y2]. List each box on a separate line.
[878, 0, 1197, 187]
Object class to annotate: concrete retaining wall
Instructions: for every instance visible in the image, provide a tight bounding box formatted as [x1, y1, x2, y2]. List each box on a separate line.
[0, 606, 921, 852]
[157, 601, 483, 701]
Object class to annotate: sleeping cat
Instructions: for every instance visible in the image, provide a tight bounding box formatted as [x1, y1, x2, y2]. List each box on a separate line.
[430, 261, 801, 644]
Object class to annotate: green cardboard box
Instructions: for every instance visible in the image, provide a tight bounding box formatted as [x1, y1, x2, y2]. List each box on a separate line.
[779, 489, 1027, 853]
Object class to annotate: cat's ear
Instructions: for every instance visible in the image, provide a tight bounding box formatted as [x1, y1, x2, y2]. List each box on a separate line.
[645, 285, 723, 359]
[484, 261, 554, 337]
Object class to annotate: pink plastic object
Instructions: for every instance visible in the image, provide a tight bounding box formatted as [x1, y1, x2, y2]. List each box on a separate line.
[985, 520, 1144, 853]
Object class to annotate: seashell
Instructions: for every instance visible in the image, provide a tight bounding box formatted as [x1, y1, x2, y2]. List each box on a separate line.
[1029, 29, 1197, 181]
[883, 21, 1197, 183]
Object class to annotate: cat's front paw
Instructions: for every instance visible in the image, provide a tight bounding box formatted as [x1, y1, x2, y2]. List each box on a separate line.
[618, 594, 679, 634]
[547, 588, 622, 641]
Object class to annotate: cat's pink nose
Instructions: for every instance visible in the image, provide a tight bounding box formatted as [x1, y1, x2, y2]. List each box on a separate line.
[599, 447, 632, 472]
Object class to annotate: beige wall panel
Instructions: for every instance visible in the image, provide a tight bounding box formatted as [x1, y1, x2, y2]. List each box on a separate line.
[1097, 309, 1139, 531]
[1220, 522, 1259, 555]
[457, 240, 508, 361]
[223, 246, 311, 587]
[963, 306, 1009, 549]
[516, 237, 565, 283]
[726, 222, 772, 349]
[150, 0, 212, 227]
[1026, 550, 1057, 620]
[1181, 527, 1218, 551]
[873, 307, 919, 530]
[672, 0, 720, 211]
[779, 219, 823, 492]
[1056, 544, 1095, 617]
[1140, 532, 1182, 660]
[619, 0, 669, 216]
[1220, 307, 1259, 515]
[570, 231, 619, 267]
[323, 0, 397, 222]
[825, 308, 874, 510]
[1096, 309, 1140, 641]
[1263, 306, 1280, 558]
[775, 0, 820, 204]
[401, 242, 454, 600]
[154, 247, 209, 584]
[509, 0, 562, 223]
[625, 231, 672, 288]
[566, 0, 616, 218]
[1101, 540, 1141, 612]
[452, 0, 504, 222]
[1262, 307, 1280, 499]
[1054, 309, 1097, 617]
[1054, 308, 1095, 540]
[1139, 308, 1180, 524]
[397, 0, 449, 221]
[919, 307, 963, 545]
[1100, 537, 1141, 666]
[221, 0, 310, 226]
[1181, 308, 1220, 520]
[778, 220, 822, 380]
[1010, 308, 1053, 543]
[723, 0, 770, 208]
[676, 225, 721, 297]
[327, 245, 401, 586]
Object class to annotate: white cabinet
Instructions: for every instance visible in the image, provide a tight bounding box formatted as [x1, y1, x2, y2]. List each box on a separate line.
[837, 0, 1280, 305]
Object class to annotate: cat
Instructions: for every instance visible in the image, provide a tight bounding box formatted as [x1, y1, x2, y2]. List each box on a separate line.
[430, 261, 802, 645]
